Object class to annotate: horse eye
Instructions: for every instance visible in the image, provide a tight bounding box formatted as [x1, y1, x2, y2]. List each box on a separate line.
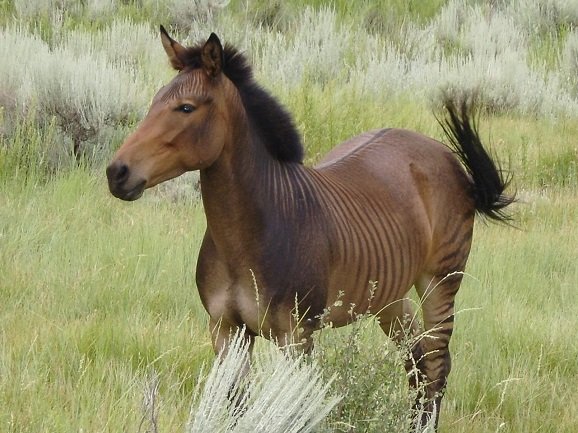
[176, 104, 195, 113]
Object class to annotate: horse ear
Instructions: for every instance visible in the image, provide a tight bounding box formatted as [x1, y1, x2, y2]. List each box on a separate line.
[201, 33, 224, 78]
[160, 25, 187, 71]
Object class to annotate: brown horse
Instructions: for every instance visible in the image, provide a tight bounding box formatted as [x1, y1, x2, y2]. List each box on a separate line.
[106, 28, 513, 429]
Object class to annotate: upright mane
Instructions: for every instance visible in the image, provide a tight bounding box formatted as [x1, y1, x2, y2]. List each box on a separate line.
[177, 41, 304, 164]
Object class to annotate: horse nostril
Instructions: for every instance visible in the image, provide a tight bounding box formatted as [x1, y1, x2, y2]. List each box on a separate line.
[116, 164, 128, 182]
[107, 161, 130, 185]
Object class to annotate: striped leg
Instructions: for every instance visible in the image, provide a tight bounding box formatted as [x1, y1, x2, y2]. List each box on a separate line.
[411, 272, 463, 431]
[379, 297, 441, 430]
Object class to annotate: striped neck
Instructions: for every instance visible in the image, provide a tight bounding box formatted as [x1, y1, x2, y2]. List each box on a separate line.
[199, 116, 317, 266]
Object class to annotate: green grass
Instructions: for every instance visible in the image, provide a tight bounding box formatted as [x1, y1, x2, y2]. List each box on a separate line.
[0, 170, 212, 432]
[1, 1, 578, 432]
[444, 189, 578, 432]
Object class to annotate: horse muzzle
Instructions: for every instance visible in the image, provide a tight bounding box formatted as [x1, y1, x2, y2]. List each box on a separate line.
[106, 160, 146, 201]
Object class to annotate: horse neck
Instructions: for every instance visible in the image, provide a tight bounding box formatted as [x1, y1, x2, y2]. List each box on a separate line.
[199, 117, 312, 256]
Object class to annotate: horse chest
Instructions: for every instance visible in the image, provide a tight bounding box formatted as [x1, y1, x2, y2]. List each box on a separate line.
[197, 266, 261, 332]
[195, 242, 261, 331]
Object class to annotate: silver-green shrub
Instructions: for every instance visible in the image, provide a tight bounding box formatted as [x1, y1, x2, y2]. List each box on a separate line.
[187, 328, 340, 433]
[2, 1, 577, 172]
[562, 29, 578, 95]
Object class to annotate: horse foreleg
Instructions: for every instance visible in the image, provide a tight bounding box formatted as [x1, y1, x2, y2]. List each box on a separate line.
[209, 318, 255, 406]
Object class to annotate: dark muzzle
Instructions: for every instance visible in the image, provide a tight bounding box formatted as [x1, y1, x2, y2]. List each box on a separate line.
[106, 160, 146, 201]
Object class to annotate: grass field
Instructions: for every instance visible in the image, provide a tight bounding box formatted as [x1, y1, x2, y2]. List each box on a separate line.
[1, 1, 577, 432]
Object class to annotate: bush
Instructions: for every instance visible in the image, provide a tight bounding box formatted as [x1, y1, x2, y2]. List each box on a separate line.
[182, 314, 434, 433]
[313, 316, 418, 432]
[187, 328, 340, 433]
[2, 0, 578, 175]
[562, 29, 578, 95]
[512, 0, 578, 32]
[0, 23, 153, 165]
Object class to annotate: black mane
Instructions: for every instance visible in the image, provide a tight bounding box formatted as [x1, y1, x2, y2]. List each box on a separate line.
[180, 42, 304, 164]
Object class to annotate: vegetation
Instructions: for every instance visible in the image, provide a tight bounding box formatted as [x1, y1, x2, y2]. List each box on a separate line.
[1, 0, 577, 432]
[188, 328, 340, 433]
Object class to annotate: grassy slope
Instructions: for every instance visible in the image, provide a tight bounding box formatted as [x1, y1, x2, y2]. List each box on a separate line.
[1, 1, 577, 432]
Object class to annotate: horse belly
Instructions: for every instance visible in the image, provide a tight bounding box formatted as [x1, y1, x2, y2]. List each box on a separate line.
[324, 251, 421, 328]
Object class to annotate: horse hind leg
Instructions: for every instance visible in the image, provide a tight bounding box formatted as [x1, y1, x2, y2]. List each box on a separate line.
[378, 296, 441, 429]
[377, 299, 426, 408]
[409, 268, 465, 431]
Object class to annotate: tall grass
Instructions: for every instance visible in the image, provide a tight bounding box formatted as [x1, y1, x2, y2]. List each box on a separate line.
[1, 1, 577, 432]
[0, 169, 211, 432]
[445, 189, 578, 432]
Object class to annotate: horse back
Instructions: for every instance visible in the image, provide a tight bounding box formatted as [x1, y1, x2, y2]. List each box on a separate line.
[316, 128, 474, 225]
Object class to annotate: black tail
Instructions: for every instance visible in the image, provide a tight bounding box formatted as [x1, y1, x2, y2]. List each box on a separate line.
[438, 98, 515, 223]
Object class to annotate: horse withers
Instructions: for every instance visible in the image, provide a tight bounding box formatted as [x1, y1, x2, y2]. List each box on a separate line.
[106, 28, 514, 430]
